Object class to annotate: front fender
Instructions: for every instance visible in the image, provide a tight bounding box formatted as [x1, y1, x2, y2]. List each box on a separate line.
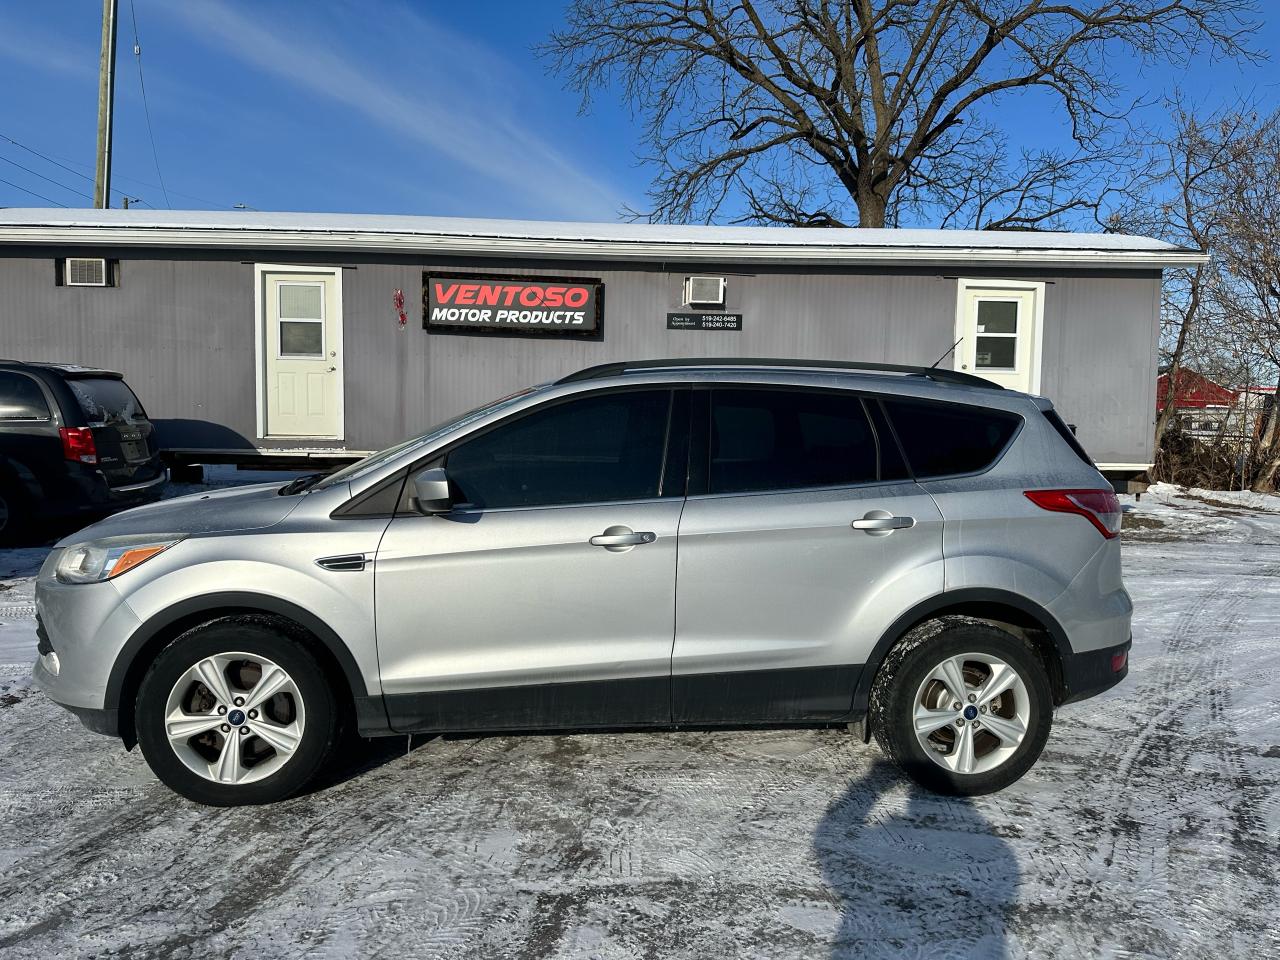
[107, 555, 381, 713]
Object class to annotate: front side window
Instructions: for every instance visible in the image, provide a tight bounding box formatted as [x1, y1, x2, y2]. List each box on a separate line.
[446, 389, 672, 509]
[0, 372, 51, 420]
[708, 388, 882, 494]
[883, 397, 1021, 478]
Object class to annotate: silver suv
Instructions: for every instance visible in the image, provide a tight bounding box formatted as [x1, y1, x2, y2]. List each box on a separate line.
[33, 359, 1131, 805]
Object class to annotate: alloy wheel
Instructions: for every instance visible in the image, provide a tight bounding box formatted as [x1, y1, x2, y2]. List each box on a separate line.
[163, 652, 306, 785]
[912, 652, 1030, 775]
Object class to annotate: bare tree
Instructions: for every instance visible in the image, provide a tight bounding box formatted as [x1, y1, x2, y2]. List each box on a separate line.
[544, 1, 1258, 227]
[1109, 102, 1256, 475]
[1213, 110, 1280, 490]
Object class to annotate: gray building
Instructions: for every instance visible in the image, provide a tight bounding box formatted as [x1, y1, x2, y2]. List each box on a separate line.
[0, 210, 1204, 476]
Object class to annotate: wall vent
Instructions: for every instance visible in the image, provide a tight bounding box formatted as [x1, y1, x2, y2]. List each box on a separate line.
[683, 275, 726, 308]
[65, 258, 107, 286]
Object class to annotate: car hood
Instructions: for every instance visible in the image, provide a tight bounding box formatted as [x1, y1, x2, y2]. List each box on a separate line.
[57, 482, 304, 544]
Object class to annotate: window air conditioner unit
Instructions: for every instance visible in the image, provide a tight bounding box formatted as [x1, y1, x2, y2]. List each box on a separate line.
[66, 258, 107, 287]
[683, 275, 726, 308]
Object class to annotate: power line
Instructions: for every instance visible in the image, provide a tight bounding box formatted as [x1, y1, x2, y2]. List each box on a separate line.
[0, 133, 96, 185]
[0, 154, 94, 202]
[127, 0, 170, 209]
[0, 130, 241, 211]
[0, 175, 68, 207]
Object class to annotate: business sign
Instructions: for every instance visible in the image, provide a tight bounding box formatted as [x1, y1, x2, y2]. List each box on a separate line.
[424, 273, 603, 338]
[667, 312, 743, 331]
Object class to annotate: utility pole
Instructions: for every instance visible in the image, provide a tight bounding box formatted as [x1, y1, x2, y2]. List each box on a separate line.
[93, 0, 119, 209]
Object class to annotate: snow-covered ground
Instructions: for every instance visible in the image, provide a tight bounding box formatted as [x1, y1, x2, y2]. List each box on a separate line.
[0, 479, 1277, 958]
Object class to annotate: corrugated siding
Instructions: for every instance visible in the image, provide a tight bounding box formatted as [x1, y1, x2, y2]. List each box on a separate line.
[0, 252, 1160, 463]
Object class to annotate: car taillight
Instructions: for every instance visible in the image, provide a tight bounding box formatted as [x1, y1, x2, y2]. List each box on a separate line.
[59, 426, 99, 464]
[1024, 488, 1122, 539]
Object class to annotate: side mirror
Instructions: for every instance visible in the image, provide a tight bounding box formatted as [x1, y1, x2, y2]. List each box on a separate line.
[410, 467, 452, 514]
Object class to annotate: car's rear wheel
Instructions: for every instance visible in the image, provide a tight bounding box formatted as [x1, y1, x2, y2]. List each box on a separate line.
[136, 617, 338, 805]
[870, 618, 1053, 795]
[0, 482, 28, 546]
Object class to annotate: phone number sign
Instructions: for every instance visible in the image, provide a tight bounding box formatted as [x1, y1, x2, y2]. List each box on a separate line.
[667, 312, 743, 331]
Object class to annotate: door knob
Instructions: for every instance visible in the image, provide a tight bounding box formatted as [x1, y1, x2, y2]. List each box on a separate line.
[589, 525, 656, 552]
[851, 510, 915, 537]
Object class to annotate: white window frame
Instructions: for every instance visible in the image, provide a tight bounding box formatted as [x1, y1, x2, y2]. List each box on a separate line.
[275, 280, 327, 359]
[253, 263, 345, 441]
[953, 278, 1046, 394]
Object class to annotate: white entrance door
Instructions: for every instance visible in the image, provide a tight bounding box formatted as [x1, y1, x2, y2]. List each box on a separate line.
[260, 270, 343, 439]
[955, 282, 1043, 393]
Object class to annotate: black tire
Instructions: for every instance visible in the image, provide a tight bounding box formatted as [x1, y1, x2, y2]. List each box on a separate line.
[0, 481, 28, 547]
[136, 616, 339, 806]
[870, 616, 1053, 796]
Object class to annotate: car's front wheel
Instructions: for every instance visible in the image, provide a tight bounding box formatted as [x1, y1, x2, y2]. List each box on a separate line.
[135, 617, 338, 805]
[870, 618, 1053, 795]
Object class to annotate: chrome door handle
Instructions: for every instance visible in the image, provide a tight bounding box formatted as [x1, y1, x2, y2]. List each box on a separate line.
[590, 531, 656, 547]
[851, 511, 915, 536]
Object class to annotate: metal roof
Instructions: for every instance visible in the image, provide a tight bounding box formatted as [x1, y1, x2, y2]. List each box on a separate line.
[0, 209, 1205, 268]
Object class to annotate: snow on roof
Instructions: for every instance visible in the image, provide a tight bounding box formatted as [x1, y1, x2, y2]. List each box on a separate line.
[0, 208, 1204, 267]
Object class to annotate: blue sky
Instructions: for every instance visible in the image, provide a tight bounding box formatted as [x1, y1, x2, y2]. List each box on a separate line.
[0, 0, 1276, 224]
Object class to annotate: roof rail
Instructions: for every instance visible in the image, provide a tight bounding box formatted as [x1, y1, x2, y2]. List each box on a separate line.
[556, 357, 1002, 390]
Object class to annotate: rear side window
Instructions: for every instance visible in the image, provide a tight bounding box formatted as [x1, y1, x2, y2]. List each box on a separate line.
[0, 373, 51, 420]
[708, 388, 888, 494]
[882, 398, 1021, 478]
[1043, 410, 1094, 466]
[66, 377, 147, 423]
[446, 389, 672, 509]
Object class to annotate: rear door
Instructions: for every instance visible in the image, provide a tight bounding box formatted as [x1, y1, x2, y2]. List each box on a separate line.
[672, 386, 944, 723]
[64, 375, 163, 487]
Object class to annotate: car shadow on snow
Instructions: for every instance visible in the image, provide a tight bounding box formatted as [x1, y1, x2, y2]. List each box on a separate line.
[815, 759, 1016, 959]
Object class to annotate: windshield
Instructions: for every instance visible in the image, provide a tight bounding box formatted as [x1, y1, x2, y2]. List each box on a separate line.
[311, 387, 540, 491]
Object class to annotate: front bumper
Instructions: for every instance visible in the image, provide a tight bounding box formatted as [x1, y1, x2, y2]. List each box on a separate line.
[32, 569, 142, 738]
[1059, 635, 1131, 705]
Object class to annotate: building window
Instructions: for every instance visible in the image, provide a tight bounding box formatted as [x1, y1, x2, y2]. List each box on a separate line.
[277, 282, 325, 358]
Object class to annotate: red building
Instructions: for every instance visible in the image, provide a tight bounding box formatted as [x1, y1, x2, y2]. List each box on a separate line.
[1156, 368, 1238, 412]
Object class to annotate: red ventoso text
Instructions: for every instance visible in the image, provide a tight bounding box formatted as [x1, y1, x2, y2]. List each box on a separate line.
[427, 278, 599, 330]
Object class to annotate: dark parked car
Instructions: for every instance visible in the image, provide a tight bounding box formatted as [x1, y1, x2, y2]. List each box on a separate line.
[0, 361, 166, 543]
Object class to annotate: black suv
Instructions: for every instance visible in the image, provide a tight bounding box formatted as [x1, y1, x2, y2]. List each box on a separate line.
[0, 361, 166, 543]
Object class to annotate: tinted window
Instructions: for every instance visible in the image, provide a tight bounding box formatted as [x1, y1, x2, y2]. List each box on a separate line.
[1043, 410, 1094, 466]
[0, 373, 51, 420]
[67, 377, 147, 422]
[446, 389, 671, 509]
[709, 388, 881, 494]
[883, 398, 1020, 478]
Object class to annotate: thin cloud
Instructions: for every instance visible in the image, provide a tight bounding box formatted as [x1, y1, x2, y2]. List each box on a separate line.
[0, 22, 94, 79]
[160, 0, 626, 219]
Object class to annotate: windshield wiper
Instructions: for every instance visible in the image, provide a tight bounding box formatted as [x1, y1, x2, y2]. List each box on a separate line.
[279, 473, 325, 495]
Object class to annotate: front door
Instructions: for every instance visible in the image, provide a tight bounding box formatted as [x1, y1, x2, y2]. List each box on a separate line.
[374, 387, 686, 732]
[261, 270, 343, 438]
[955, 283, 1041, 392]
[672, 387, 944, 723]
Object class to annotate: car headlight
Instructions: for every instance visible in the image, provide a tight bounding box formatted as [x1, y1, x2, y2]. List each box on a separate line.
[55, 535, 185, 584]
